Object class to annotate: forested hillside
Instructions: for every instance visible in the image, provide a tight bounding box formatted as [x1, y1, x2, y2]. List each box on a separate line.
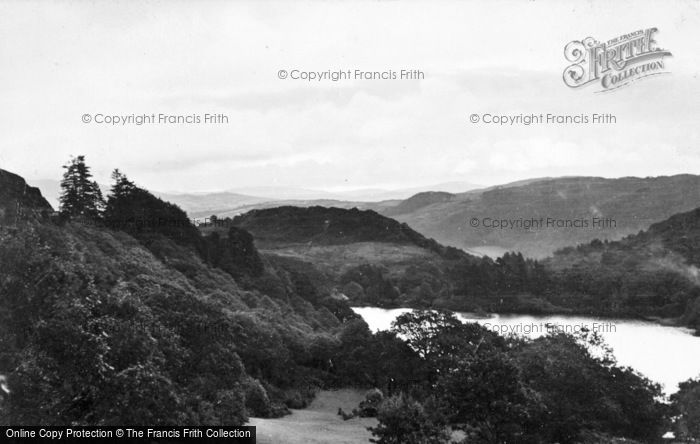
[0, 163, 362, 425]
[545, 207, 700, 330]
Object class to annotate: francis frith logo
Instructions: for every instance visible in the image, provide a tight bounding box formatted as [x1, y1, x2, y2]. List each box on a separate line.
[563, 28, 672, 92]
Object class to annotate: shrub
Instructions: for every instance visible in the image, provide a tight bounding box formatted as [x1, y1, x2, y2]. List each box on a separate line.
[369, 393, 449, 444]
[243, 378, 271, 418]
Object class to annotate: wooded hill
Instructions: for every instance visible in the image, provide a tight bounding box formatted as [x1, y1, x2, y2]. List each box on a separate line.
[229, 204, 700, 331]
[0, 167, 364, 425]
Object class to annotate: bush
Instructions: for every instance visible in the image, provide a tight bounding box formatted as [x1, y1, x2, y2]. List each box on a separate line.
[243, 378, 271, 418]
[369, 394, 449, 444]
[358, 388, 384, 417]
[213, 389, 248, 425]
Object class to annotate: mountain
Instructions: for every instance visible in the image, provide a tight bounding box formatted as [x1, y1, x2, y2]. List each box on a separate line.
[151, 182, 481, 219]
[379, 175, 700, 258]
[227, 181, 481, 202]
[158, 175, 700, 260]
[154, 191, 269, 218]
[225, 186, 341, 201]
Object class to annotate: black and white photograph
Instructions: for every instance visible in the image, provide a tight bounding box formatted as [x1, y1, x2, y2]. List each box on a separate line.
[1, 1, 700, 443]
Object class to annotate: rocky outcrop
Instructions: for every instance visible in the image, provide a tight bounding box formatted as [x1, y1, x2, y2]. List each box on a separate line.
[0, 169, 53, 225]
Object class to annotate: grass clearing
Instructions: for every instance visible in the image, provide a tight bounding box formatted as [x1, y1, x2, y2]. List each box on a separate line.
[248, 389, 377, 444]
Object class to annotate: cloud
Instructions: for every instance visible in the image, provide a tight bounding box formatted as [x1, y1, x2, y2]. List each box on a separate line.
[1, 1, 699, 192]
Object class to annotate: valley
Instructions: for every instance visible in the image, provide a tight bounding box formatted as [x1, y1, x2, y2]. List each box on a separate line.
[4, 163, 700, 442]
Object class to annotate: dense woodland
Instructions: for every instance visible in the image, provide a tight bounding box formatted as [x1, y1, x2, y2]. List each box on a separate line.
[0, 156, 699, 442]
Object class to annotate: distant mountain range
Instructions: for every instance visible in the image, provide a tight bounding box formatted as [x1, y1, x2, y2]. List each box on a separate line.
[29, 174, 700, 258]
[223, 181, 482, 201]
[28, 179, 481, 217]
[165, 174, 700, 258]
[379, 175, 700, 258]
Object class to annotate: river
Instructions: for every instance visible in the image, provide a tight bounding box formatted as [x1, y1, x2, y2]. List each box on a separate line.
[352, 307, 700, 395]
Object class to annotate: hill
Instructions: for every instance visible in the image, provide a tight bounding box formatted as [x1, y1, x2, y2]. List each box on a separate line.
[0, 168, 369, 425]
[231, 206, 458, 252]
[197, 199, 397, 221]
[382, 192, 455, 217]
[642, 207, 700, 267]
[228, 203, 700, 331]
[542, 206, 700, 329]
[379, 175, 700, 258]
[227, 206, 557, 312]
[225, 206, 473, 308]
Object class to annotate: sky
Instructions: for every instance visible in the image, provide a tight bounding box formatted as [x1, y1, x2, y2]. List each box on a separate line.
[1, 0, 699, 193]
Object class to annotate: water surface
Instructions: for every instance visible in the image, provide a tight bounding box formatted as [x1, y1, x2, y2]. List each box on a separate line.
[352, 307, 700, 394]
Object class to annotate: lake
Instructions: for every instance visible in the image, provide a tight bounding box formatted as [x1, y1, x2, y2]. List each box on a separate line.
[352, 307, 700, 395]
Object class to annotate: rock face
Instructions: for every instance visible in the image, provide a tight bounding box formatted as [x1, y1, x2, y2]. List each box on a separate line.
[0, 169, 53, 225]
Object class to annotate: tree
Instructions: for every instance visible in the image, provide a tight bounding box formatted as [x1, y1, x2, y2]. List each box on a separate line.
[391, 310, 464, 360]
[391, 310, 504, 377]
[103, 169, 206, 256]
[108, 169, 136, 200]
[514, 333, 668, 443]
[59, 156, 104, 218]
[437, 352, 538, 443]
[671, 377, 700, 442]
[369, 394, 449, 444]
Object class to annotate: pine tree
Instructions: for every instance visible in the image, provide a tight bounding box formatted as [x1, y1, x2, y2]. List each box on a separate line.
[109, 169, 136, 199]
[103, 169, 136, 226]
[59, 155, 104, 218]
